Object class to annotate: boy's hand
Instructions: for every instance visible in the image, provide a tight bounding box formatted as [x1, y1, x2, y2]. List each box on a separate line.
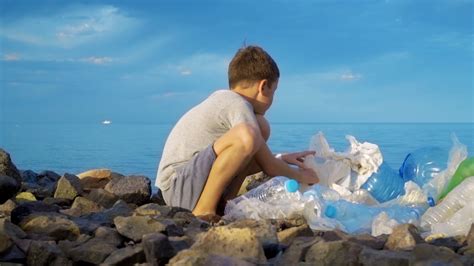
[297, 167, 319, 184]
[280, 151, 316, 169]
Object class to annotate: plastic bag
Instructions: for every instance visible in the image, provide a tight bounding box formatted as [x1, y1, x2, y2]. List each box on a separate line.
[372, 212, 400, 236]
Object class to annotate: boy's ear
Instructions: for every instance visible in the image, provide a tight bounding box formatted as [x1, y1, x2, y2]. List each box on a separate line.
[257, 79, 269, 95]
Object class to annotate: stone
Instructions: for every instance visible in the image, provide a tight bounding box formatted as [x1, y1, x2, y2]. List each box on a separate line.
[428, 236, 466, 252]
[205, 254, 255, 266]
[313, 229, 349, 242]
[189, 226, 267, 264]
[159, 218, 185, 237]
[0, 149, 22, 182]
[150, 190, 166, 205]
[65, 237, 118, 264]
[11, 201, 60, 225]
[0, 199, 17, 216]
[226, 219, 278, 248]
[348, 233, 387, 250]
[76, 168, 123, 190]
[0, 244, 25, 263]
[20, 169, 38, 183]
[410, 243, 464, 265]
[42, 197, 72, 207]
[27, 240, 70, 266]
[172, 211, 200, 226]
[20, 213, 80, 241]
[0, 233, 13, 254]
[54, 173, 83, 200]
[22, 182, 55, 200]
[134, 203, 172, 217]
[384, 224, 424, 251]
[305, 240, 363, 265]
[142, 232, 175, 266]
[61, 196, 104, 217]
[168, 249, 209, 265]
[103, 245, 146, 265]
[85, 188, 118, 208]
[37, 170, 61, 182]
[105, 175, 151, 205]
[358, 247, 410, 266]
[15, 192, 37, 202]
[57, 234, 92, 254]
[0, 219, 27, 240]
[0, 175, 20, 204]
[93, 226, 123, 247]
[169, 236, 192, 253]
[275, 236, 321, 265]
[114, 216, 167, 242]
[277, 224, 313, 246]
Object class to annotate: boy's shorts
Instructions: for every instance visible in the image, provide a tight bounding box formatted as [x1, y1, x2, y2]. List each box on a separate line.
[161, 144, 216, 211]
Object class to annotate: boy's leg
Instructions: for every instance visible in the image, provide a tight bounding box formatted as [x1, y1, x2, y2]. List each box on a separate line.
[192, 123, 263, 216]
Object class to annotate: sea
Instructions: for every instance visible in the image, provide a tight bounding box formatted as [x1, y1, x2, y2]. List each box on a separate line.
[1, 122, 473, 192]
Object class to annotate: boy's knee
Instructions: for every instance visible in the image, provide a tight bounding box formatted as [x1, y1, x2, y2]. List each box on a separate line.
[236, 124, 262, 154]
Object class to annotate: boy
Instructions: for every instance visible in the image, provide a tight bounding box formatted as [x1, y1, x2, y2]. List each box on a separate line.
[156, 45, 318, 220]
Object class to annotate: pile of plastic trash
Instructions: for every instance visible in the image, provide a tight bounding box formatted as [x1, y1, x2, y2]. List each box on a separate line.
[223, 132, 474, 238]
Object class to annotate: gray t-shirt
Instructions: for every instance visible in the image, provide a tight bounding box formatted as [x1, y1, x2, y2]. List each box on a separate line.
[156, 90, 259, 191]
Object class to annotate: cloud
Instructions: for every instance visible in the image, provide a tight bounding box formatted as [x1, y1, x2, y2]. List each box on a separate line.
[80, 56, 113, 65]
[150, 91, 196, 100]
[180, 70, 192, 76]
[3, 53, 20, 61]
[340, 72, 362, 81]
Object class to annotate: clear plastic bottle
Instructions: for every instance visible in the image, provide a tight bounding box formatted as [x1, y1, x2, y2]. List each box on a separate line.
[361, 162, 406, 203]
[399, 146, 448, 186]
[230, 176, 300, 205]
[420, 176, 474, 230]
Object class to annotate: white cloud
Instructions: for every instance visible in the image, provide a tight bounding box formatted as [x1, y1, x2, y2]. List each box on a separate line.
[80, 56, 113, 65]
[3, 53, 20, 61]
[340, 72, 362, 81]
[180, 70, 192, 76]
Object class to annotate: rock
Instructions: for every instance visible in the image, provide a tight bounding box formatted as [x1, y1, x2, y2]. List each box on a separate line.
[384, 224, 424, 251]
[105, 175, 151, 205]
[76, 168, 123, 190]
[134, 203, 173, 217]
[0, 175, 20, 204]
[57, 234, 92, 254]
[275, 236, 321, 265]
[0, 149, 21, 182]
[22, 182, 55, 200]
[467, 223, 474, 247]
[20, 213, 80, 241]
[428, 236, 466, 252]
[37, 170, 61, 182]
[0, 199, 17, 216]
[159, 218, 185, 237]
[187, 226, 267, 264]
[54, 173, 83, 200]
[167, 249, 209, 265]
[103, 245, 146, 265]
[20, 170, 38, 183]
[85, 188, 118, 208]
[313, 229, 349, 242]
[410, 243, 464, 265]
[169, 235, 192, 253]
[0, 244, 25, 263]
[277, 224, 313, 246]
[93, 226, 123, 247]
[42, 197, 72, 207]
[348, 233, 387, 250]
[11, 201, 60, 225]
[65, 237, 118, 264]
[226, 219, 278, 248]
[150, 190, 166, 205]
[143, 232, 175, 266]
[205, 254, 255, 266]
[27, 240, 71, 266]
[61, 196, 104, 217]
[358, 247, 410, 266]
[0, 232, 13, 254]
[15, 192, 37, 202]
[305, 240, 363, 265]
[114, 216, 167, 242]
[0, 219, 27, 240]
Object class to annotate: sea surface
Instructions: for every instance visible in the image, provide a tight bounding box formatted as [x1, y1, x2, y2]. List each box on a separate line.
[1, 123, 473, 191]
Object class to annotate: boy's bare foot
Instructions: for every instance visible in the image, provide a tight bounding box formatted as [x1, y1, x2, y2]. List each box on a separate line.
[195, 213, 222, 224]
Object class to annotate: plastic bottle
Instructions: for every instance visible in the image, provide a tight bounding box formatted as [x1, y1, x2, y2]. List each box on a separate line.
[438, 157, 474, 200]
[230, 176, 300, 205]
[420, 176, 474, 230]
[361, 162, 406, 203]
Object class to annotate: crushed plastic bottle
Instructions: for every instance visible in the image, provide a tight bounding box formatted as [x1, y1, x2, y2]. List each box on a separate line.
[361, 162, 406, 203]
[421, 176, 474, 231]
[234, 176, 300, 203]
[399, 146, 448, 206]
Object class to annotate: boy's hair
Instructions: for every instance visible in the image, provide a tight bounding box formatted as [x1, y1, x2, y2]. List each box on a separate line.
[228, 45, 280, 89]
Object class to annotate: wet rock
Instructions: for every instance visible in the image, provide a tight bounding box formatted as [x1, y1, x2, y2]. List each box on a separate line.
[305, 240, 363, 265]
[103, 245, 146, 265]
[53, 173, 83, 200]
[15, 192, 37, 202]
[11, 201, 60, 225]
[410, 243, 464, 265]
[277, 224, 313, 246]
[85, 188, 118, 208]
[27, 240, 71, 266]
[61, 196, 104, 217]
[20, 213, 80, 241]
[114, 216, 167, 242]
[385, 224, 424, 251]
[77, 168, 123, 191]
[0, 199, 17, 216]
[358, 247, 410, 266]
[226, 219, 278, 248]
[105, 175, 151, 205]
[276, 236, 321, 265]
[0, 175, 20, 204]
[134, 203, 173, 217]
[0, 149, 22, 182]
[143, 232, 175, 266]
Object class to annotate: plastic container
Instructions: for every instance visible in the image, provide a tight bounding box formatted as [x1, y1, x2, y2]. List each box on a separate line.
[438, 157, 474, 200]
[230, 176, 300, 205]
[361, 162, 406, 203]
[399, 147, 448, 185]
[420, 176, 474, 230]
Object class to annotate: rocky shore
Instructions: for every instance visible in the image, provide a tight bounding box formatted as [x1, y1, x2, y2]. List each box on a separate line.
[0, 148, 473, 265]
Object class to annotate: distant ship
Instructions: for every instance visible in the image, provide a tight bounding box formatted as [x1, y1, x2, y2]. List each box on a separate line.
[102, 120, 112, 125]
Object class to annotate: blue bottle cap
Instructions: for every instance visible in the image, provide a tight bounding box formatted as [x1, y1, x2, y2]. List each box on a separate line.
[427, 197, 435, 207]
[285, 179, 299, 193]
[325, 205, 337, 218]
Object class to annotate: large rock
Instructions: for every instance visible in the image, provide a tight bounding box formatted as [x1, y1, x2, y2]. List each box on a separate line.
[358, 247, 410, 266]
[77, 168, 123, 190]
[61, 196, 104, 217]
[410, 243, 464, 265]
[20, 213, 80, 241]
[0, 149, 21, 182]
[15, 192, 37, 202]
[384, 224, 424, 251]
[225, 219, 278, 249]
[277, 236, 321, 265]
[305, 240, 363, 265]
[0, 218, 27, 240]
[11, 201, 60, 225]
[0, 199, 17, 216]
[143, 233, 176, 266]
[114, 216, 167, 242]
[85, 188, 118, 208]
[27, 240, 71, 266]
[0, 175, 20, 204]
[54, 173, 83, 200]
[20, 170, 38, 183]
[277, 224, 314, 246]
[102, 245, 146, 265]
[0, 232, 13, 254]
[134, 203, 173, 217]
[105, 175, 151, 205]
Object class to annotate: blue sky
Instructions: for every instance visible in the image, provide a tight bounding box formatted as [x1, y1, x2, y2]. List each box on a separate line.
[1, 0, 472, 124]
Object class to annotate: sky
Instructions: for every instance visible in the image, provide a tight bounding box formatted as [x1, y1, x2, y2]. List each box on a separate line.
[0, 0, 473, 124]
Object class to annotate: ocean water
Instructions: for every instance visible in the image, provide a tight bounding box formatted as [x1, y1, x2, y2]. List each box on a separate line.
[1, 123, 473, 191]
